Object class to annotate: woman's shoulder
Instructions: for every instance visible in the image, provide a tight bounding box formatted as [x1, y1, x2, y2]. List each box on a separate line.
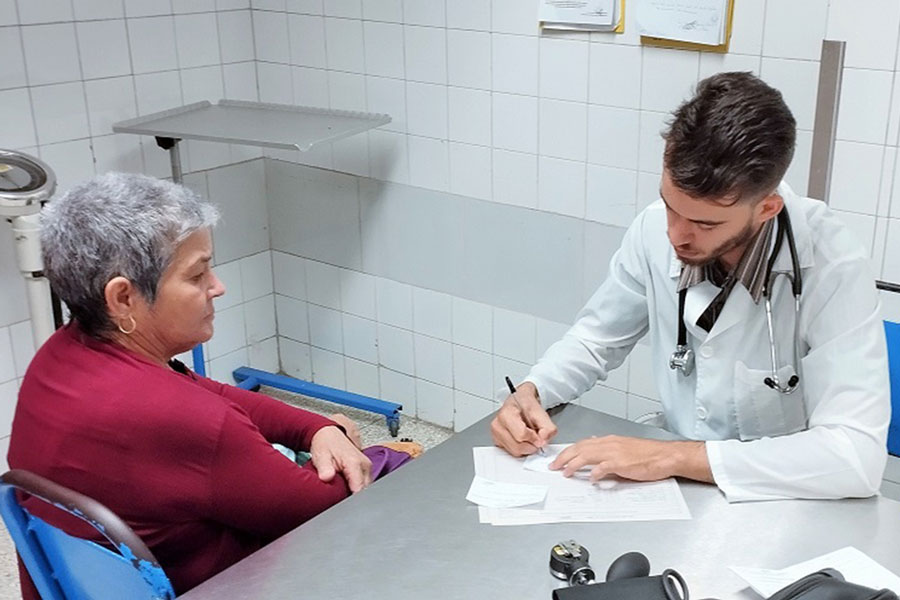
[12, 336, 238, 480]
[27, 329, 230, 424]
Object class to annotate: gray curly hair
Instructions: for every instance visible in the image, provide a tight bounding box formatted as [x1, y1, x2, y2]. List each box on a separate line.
[41, 172, 220, 338]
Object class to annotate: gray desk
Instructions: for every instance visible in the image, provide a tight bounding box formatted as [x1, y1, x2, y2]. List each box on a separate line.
[180, 405, 900, 599]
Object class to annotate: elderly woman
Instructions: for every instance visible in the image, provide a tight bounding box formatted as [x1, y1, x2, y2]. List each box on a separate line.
[8, 173, 413, 598]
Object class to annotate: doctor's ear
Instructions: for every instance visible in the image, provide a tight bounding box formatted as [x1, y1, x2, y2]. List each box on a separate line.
[756, 193, 783, 222]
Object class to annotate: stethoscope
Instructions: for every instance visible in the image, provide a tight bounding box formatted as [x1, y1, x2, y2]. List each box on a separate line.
[669, 209, 802, 394]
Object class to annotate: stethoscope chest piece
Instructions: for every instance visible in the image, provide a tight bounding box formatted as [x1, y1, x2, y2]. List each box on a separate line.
[669, 344, 694, 376]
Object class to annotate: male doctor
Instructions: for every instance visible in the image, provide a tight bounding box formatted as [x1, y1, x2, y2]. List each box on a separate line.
[491, 72, 891, 502]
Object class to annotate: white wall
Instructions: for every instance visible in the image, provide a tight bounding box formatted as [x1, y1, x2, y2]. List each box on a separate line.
[264, 158, 630, 431]
[253, 0, 900, 281]
[0, 0, 265, 465]
[245, 0, 900, 433]
[2, 0, 900, 444]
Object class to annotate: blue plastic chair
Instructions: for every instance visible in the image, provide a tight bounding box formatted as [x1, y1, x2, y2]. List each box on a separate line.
[886, 321, 900, 456]
[0, 469, 175, 600]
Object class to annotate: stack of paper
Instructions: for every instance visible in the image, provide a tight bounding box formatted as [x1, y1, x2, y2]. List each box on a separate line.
[538, 0, 623, 32]
[730, 547, 900, 598]
[469, 445, 691, 526]
[636, 0, 731, 47]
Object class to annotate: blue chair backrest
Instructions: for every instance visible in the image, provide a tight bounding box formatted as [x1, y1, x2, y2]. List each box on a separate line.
[886, 321, 900, 456]
[0, 470, 175, 600]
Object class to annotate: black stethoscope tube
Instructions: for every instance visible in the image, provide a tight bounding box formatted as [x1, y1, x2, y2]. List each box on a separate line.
[763, 210, 801, 299]
[672, 210, 802, 392]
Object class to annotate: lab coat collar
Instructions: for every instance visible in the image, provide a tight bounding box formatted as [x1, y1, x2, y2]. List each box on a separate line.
[666, 180, 815, 279]
[704, 281, 756, 343]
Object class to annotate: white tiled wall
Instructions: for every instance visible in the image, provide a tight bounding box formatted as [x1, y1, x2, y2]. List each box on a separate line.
[264, 154, 653, 432]
[0, 0, 260, 196]
[3, 0, 900, 446]
[270, 247, 649, 431]
[0, 0, 266, 456]
[0, 0, 263, 334]
[247, 0, 900, 324]
[238, 0, 900, 438]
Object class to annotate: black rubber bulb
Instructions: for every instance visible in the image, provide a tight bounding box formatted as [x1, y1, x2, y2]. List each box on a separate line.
[605, 552, 651, 581]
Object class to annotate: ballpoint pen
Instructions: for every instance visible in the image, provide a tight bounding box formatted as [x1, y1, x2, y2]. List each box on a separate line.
[505, 376, 546, 456]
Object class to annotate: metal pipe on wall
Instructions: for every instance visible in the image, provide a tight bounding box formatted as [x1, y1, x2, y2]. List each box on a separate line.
[807, 40, 846, 204]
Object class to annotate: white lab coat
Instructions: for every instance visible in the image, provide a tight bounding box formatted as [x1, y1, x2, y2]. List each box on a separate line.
[525, 182, 891, 502]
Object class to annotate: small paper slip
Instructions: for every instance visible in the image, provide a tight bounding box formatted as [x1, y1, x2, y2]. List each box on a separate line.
[523, 449, 557, 473]
[730, 547, 900, 598]
[466, 475, 548, 508]
[523, 445, 591, 479]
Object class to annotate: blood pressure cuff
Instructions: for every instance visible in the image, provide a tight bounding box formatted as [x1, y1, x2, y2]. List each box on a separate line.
[767, 569, 899, 600]
[552, 573, 682, 600]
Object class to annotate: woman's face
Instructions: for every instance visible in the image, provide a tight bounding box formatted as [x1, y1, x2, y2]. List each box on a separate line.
[135, 228, 225, 357]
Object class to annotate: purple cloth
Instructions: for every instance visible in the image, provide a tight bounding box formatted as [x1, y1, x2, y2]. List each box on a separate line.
[363, 446, 413, 480]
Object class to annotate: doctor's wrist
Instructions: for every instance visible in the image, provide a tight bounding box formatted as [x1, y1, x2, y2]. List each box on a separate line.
[516, 381, 540, 402]
[671, 441, 714, 483]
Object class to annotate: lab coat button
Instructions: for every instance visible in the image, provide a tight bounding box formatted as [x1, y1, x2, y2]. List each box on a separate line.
[696, 406, 708, 420]
[699, 345, 713, 359]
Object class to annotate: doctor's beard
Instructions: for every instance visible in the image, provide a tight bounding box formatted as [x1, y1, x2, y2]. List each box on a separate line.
[674, 219, 758, 267]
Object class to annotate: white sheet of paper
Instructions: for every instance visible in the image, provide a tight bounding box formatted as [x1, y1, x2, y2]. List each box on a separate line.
[465, 475, 548, 508]
[730, 547, 900, 598]
[636, 0, 728, 46]
[473, 445, 691, 525]
[539, 0, 617, 28]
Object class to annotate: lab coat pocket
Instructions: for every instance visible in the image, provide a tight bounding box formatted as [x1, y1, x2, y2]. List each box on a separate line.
[732, 361, 805, 440]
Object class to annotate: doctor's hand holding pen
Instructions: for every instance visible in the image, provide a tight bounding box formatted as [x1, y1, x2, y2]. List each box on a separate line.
[490, 380, 558, 457]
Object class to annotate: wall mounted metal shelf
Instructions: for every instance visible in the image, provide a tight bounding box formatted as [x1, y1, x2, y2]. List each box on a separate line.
[113, 99, 391, 152]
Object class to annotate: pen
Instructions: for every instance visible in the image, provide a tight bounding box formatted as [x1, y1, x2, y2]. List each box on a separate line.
[505, 376, 546, 456]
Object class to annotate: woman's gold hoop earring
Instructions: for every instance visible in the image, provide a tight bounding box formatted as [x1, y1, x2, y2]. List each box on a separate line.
[118, 315, 137, 335]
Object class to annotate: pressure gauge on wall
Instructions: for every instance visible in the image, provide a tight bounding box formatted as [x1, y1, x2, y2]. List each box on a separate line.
[1, 149, 58, 348]
[0, 150, 56, 217]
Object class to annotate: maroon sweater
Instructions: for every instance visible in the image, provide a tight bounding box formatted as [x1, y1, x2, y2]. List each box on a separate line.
[8, 323, 349, 597]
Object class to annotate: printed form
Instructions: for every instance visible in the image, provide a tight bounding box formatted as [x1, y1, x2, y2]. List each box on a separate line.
[470, 445, 691, 526]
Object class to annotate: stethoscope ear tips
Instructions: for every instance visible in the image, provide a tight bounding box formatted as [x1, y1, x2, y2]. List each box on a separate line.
[764, 374, 801, 393]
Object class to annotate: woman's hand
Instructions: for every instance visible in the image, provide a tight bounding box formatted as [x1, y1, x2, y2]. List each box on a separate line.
[549, 436, 713, 483]
[310, 425, 372, 493]
[328, 413, 362, 449]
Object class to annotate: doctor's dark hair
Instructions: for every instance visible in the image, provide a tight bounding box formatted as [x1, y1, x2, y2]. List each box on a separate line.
[663, 71, 796, 203]
[40, 172, 219, 339]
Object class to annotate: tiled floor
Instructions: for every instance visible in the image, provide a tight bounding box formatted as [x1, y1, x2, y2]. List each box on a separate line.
[0, 387, 454, 599]
[0, 528, 17, 600]
[262, 385, 454, 450]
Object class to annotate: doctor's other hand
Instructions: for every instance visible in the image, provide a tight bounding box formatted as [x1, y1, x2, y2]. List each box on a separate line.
[549, 436, 713, 484]
[310, 425, 372, 493]
[490, 382, 558, 457]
